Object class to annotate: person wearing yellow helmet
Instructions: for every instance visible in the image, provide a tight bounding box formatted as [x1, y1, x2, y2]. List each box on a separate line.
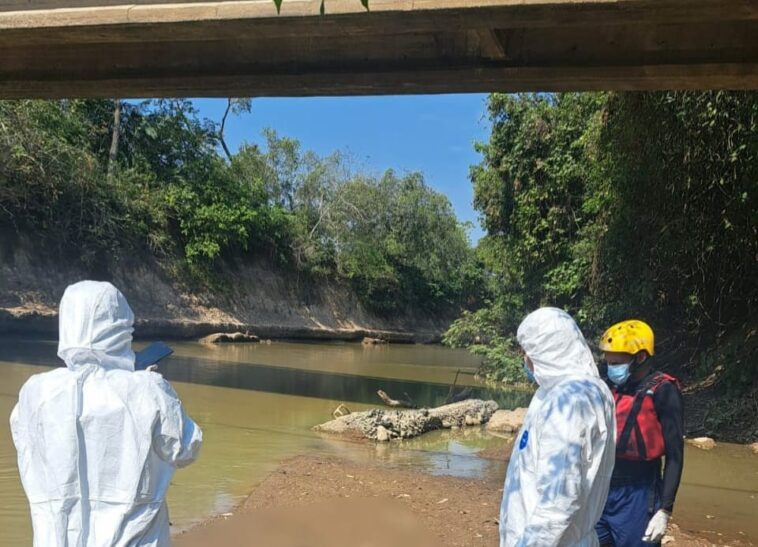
[594, 320, 684, 547]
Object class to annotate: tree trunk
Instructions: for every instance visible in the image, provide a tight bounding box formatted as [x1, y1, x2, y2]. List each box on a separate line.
[219, 98, 233, 161]
[107, 99, 121, 181]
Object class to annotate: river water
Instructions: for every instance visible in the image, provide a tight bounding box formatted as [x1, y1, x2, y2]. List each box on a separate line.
[1, 337, 756, 545]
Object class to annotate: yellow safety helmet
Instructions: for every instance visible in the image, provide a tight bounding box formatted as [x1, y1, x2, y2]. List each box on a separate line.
[599, 319, 655, 356]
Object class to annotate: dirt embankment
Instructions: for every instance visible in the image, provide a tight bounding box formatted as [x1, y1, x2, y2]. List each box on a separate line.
[0, 236, 449, 343]
[174, 455, 748, 547]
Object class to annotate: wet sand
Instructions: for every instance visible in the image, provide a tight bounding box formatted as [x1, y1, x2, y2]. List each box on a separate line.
[173, 455, 752, 547]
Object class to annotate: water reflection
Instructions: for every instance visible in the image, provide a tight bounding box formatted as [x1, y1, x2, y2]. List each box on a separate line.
[163, 357, 525, 408]
[0, 337, 530, 409]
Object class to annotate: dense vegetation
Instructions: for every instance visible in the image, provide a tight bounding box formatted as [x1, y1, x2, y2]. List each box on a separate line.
[0, 99, 478, 314]
[444, 92, 757, 419]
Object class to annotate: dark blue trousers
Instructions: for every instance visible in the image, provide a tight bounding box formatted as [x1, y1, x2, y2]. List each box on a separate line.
[596, 481, 661, 547]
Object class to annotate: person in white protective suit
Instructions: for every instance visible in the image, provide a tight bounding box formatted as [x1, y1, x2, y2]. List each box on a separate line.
[499, 307, 616, 547]
[10, 280, 202, 547]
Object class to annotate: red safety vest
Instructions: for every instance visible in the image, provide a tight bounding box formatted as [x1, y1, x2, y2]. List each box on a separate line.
[613, 372, 680, 461]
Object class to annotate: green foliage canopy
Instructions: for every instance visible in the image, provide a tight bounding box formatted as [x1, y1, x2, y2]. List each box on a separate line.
[0, 99, 476, 315]
[446, 91, 757, 385]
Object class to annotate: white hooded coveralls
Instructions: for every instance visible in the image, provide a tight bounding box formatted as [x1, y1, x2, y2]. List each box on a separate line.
[10, 281, 202, 546]
[500, 308, 615, 547]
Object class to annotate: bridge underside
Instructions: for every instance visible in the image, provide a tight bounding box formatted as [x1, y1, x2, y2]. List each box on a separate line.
[1, 0, 757, 98]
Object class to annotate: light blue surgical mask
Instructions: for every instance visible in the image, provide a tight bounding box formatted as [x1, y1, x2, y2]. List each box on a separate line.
[523, 359, 537, 384]
[607, 362, 632, 385]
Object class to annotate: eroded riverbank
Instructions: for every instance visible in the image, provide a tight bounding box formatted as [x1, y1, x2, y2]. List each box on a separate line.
[0, 305, 440, 343]
[0, 238, 450, 345]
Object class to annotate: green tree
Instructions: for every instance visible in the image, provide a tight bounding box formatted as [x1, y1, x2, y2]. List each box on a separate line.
[0, 98, 478, 318]
[448, 91, 757, 390]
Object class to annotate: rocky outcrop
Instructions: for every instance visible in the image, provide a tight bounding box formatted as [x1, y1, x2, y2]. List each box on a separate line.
[686, 437, 716, 450]
[313, 399, 499, 442]
[486, 408, 527, 433]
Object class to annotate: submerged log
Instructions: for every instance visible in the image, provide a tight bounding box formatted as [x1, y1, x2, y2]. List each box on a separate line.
[444, 387, 473, 404]
[362, 336, 388, 345]
[200, 331, 260, 344]
[314, 399, 499, 442]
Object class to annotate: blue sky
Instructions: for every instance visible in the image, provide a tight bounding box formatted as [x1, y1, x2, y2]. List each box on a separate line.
[192, 94, 491, 242]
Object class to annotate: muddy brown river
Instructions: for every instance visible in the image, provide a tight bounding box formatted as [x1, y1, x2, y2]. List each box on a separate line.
[1, 337, 756, 545]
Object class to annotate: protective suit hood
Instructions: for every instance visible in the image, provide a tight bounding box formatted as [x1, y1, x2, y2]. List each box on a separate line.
[517, 307, 598, 389]
[57, 280, 136, 371]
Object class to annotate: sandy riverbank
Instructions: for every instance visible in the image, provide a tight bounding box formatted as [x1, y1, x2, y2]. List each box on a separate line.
[173, 455, 751, 547]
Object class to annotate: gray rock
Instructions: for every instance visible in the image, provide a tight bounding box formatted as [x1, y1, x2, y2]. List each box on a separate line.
[486, 408, 528, 433]
[376, 425, 391, 442]
[686, 437, 716, 450]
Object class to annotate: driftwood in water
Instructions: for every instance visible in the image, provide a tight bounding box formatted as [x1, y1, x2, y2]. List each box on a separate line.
[314, 399, 499, 442]
[200, 331, 259, 344]
[332, 404, 351, 419]
[377, 389, 416, 409]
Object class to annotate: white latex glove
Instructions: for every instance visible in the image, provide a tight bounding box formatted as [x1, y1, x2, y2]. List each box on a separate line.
[642, 509, 670, 543]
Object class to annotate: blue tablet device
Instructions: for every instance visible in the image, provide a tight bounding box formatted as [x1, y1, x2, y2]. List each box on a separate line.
[134, 342, 174, 371]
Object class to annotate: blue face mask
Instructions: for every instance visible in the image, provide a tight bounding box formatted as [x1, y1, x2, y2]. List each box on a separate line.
[607, 362, 632, 385]
[523, 359, 537, 384]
